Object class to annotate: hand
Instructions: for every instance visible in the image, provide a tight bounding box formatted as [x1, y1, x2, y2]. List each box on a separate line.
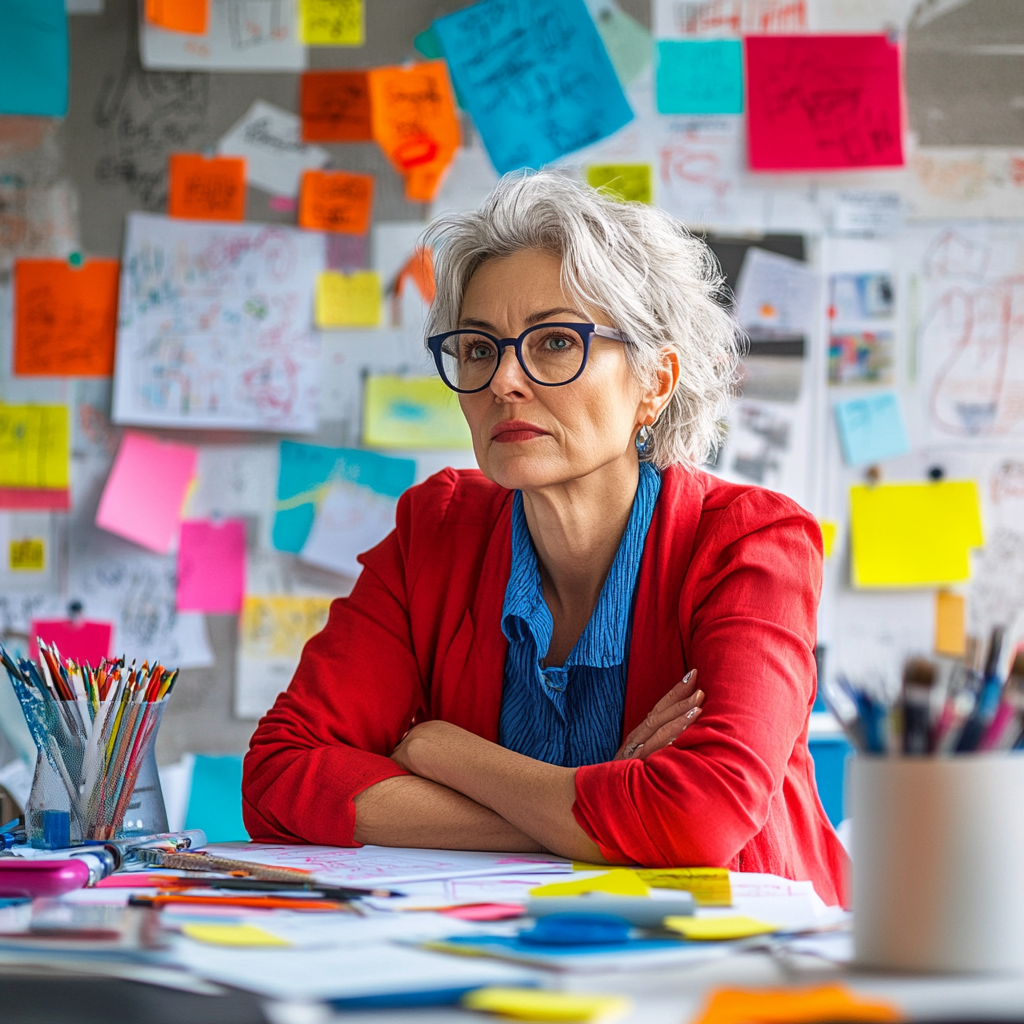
[614, 670, 703, 760]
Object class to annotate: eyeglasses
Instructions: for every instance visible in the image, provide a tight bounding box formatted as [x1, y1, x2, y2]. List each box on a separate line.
[427, 322, 627, 395]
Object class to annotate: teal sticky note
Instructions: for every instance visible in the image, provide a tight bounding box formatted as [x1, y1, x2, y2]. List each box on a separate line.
[834, 392, 910, 467]
[656, 39, 743, 115]
[184, 755, 247, 844]
[0, 0, 68, 117]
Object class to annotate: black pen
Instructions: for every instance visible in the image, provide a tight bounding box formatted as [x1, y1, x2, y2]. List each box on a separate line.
[147, 874, 403, 900]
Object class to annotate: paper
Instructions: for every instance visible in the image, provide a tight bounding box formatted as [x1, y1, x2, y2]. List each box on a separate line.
[828, 331, 893, 386]
[363, 375, 473, 449]
[14, 258, 119, 376]
[820, 520, 837, 559]
[145, 0, 208, 33]
[833, 191, 903, 236]
[654, 0, 807, 37]
[656, 40, 743, 115]
[95, 432, 199, 554]
[366, 61, 460, 203]
[299, 170, 373, 234]
[830, 271, 894, 321]
[935, 591, 966, 658]
[300, 70, 373, 142]
[299, 0, 363, 45]
[217, 101, 328, 199]
[0, 404, 69, 492]
[176, 519, 246, 614]
[833, 392, 909, 467]
[434, 0, 633, 176]
[586, 164, 651, 204]
[168, 153, 246, 221]
[463, 988, 630, 1023]
[714, 400, 801, 500]
[29, 619, 112, 665]
[182, 924, 289, 947]
[0, 0, 68, 117]
[745, 35, 904, 171]
[587, 0, 652, 86]
[691, 983, 901, 1024]
[663, 916, 778, 940]
[849, 481, 984, 588]
[734, 248, 819, 337]
[113, 213, 325, 432]
[9, 536, 46, 572]
[634, 867, 732, 907]
[316, 270, 381, 328]
[530, 870, 649, 898]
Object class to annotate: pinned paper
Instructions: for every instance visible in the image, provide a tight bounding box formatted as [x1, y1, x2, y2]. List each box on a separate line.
[656, 40, 744, 115]
[29, 619, 113, 666]
[632, 867, 732, 907]
[462, 987, 631, 1023]
[168, 153, 246, 221]
[145, 0, 208, 33]
[95, 432, 198, 554]
[849, 480, 984, 588]
[0, 405, 69, 500]
[691, 983, 901, 1024]
[935, 591, 966, 658]
[819, 520, 838, 559]
[590, 0, 652, 86]
[663, 915, 778, 941]
[0, 0, 68, 117]
[363, 376, 473, 450]
[530, 869, 649, 898]
[299, 0, 363, 46]
[9, 537, 45, 571]
[735, 249, 819, 337]
[366, 61, 460, 202]
[586, 164, 652, 204]
[395, 247, 436, 304]
[14, 258, 119, 377]
[176, 519, 246, 614]
[316, 271, 382, 328]
[434, 0, 633, 176]
[834, 392, 910, 467]
[745, 35, 904, 171]
[181, 923, 290, 947]
[300, 70, 373, 142]
[299, 170, 373, 235]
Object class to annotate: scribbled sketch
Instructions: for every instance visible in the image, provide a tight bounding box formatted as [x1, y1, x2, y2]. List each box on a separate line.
[728, 402, 792, 486]
[655, 0, 806, 37]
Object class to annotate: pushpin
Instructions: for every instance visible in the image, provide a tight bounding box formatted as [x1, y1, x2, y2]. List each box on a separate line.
[68, 251, 83, 268]
[928, 465, 944, 481]
[865, 464, 881, 485]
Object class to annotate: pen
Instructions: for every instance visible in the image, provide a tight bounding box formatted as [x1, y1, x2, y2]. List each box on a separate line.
[901, 657, 936, 755]
[128, 893, 351, 911]
[980, 652, 1024, 751]
[149, 874, 402, 900]
[956, 626, 1006, 752]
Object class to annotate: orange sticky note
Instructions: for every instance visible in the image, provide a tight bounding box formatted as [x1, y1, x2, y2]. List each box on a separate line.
[367, 61, 460, 203]
[935, 591, 966, 658]
[145, 0, 209, 34]
[300, 71, 373, 143]
[692, 983, 902, 1024]
[395, 247, 435, 304]
[299, 170, 373, 235]
[168, 153, 247, 222]
[14, 258, 119, 377]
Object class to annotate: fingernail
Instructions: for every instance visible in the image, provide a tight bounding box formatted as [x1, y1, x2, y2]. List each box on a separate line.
[694, 690, 704, 702]
[683, 670, 696, 684]
[686, 707, 700, 719]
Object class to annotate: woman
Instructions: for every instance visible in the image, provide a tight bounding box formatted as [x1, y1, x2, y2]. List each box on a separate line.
[243, 172, 848, 906]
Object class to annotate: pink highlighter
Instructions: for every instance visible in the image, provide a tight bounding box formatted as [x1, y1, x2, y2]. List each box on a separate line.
[0, 859, 91, 899]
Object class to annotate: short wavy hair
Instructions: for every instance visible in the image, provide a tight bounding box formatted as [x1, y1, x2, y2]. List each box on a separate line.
[422, 170, 742, 469]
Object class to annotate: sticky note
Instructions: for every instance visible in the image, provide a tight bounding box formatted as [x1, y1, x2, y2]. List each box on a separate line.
[746, 35, 904, 171]
[586, 164, 652, 204]
[633, 867, 732, 907]
[0, 0, 68, 117]
[849, 480, 984, 588]
[395, 247, 435, 304]
[176, 519, 246, 614]
[0, 405, 69, 491]
[462, 987, 631, 1023]
[593, 1, 652, 87]
[656, 40, 744, 115]
[819, 520, 837, 559]
[663, 915, 778, 941]
[181, 923, 290, 947]
[363, 375, 474, 449]
[935, 591, 966, 658]
[300, 70, 373, 142]
[145, 0, 208, 33]
[30, 620, 113, 666]
[530, 869, 650, 898]
[434, 0, 633, 176]
[366, 62, 460, 202]
[299, 0, 364, 46]
[299, 170, 373, 235]
[95, 432, 199, 553]
[9, 538, 45, 571]
[691, 983, 902, 1024]
[168, 153, 247, 221]
[14, 259, 119, 377]
[315, 271, 382, 328]
[833, 392, 910, 467]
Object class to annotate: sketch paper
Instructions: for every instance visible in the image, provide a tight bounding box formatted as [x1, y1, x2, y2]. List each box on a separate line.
[656, 40, 744, 115]
[176, 519, 246, 614]
[833, 392, 909, 467]
[0, 0, 68, 117]
[113, 213, 325, 432]
[735, 248, 819, 336]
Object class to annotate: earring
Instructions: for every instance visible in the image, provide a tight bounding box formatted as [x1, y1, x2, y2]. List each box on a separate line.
[635, 424, 653, 456]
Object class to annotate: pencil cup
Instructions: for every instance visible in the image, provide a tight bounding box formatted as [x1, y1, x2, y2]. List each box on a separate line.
[851, 755, 1024, 973]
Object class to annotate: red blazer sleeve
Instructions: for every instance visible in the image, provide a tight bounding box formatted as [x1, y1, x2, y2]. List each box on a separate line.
[572, 492, 823, 868]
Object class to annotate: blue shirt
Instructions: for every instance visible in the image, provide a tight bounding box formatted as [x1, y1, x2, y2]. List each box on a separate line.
[498, 462, 661, 768]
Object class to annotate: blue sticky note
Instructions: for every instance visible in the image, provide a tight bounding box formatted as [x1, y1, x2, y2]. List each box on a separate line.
[0, 0, 68, 117]
[834, 392, 910, 467]
[272, 442, 417, 554]
[655, 40, 744, 115]
[433, 0, 634, 175]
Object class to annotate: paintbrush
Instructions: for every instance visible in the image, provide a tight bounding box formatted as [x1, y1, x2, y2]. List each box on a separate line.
[901, 657, 937, 755]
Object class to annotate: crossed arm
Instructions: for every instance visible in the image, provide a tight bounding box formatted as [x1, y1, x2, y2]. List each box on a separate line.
[352, 672, 704, 860]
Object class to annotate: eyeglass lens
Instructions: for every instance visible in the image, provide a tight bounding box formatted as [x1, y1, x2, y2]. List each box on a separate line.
[439, 326, 587, 390]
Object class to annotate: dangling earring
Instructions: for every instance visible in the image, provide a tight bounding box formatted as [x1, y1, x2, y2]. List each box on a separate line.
[635, 424, 653, 456]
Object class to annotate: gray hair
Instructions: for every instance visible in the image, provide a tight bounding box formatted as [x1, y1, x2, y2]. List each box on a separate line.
[422, 170, 742, 469]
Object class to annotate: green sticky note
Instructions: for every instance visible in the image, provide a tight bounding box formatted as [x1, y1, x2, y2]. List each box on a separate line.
[0, 0, 68, 117]
[363, 375, 473, 450]
[587, 163, 652, 204]
[592, 1, 652, 86]
[656, 39, 744, 115]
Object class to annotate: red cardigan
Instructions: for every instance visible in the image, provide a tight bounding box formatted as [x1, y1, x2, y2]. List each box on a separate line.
[243, 465, 849, 906]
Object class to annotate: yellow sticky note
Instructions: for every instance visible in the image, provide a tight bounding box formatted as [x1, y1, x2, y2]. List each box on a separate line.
[935, 590, 966, 657]
[181, 924, 290, 947]
[239, 595, 332, 662]
[299, 0, 364, 45]
[316, 271, 382, 328]
[634, 867, 732, 907]
[691, 983, 903, 1024]
[530, 869, 650, 898]
[586, 164, 652, 204]
[9, 538, 45, 571]
[462, 988, 631, 1023]
[819, 519, 837, 559]
[0, 405, 69, 490]
[663, 915, 777, 940]
[849, 480, 983, 588]
[363, 375, 473, 449]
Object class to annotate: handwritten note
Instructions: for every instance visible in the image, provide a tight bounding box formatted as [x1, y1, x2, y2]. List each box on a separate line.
[9, 537, 45, 571]
[176, 519, 246, 614]
[745, 35, 905, 170]
[586, 164, 652, 204]
[366, 61, 460, 203]
[145, 0, 208, 34]
[833, 392, 910, 467]
[434, 0, 632, 175]
[95, 431, 198, 554]
[299, 170, 373, 234]
[633, 867, 732, 907]
[29, 619, 113, 666]
[299, 0, 363, 45]
[300, 70, 373, 142]
[735, 248, 818, 336]
[935, 591, 966, 658]
[364, 376, 473, 450]
[14, 258, 119, 376]
[0, 0, 68, 117]
[656, 40, 744, 115]
[168, 153, 246, 221]
[316, 270, 382, 328]
[0, 404, 69, 492]
[530, 869, 649, 898]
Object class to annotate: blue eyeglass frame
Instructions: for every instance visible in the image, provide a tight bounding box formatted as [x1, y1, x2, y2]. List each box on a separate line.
[426, 322, 628, 394]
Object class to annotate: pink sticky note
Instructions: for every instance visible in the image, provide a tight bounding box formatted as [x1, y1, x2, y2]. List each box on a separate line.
[96, 432, 198, 553]
[745, 35, 905, 171]
[176, 519, 246, 614]
[30, 619, 113, 666]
